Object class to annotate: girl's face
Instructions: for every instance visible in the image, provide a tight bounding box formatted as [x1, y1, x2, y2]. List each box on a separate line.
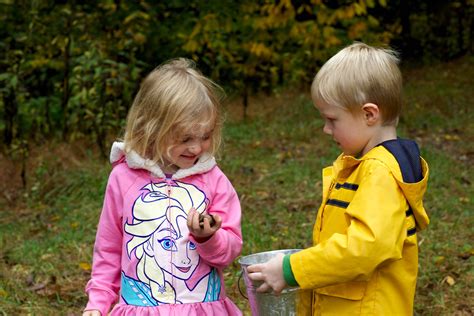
[315, 100, 372, 157]
[164, 127, 213, 171]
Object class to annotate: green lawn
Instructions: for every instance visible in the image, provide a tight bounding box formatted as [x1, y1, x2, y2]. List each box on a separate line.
[0, 56, 472, 315]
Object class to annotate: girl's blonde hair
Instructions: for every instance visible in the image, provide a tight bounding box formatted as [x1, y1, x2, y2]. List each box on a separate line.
[124, 58, 223, 163]
[311, 42, 402, 125]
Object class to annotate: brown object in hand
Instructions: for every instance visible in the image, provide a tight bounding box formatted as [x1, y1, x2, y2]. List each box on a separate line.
[199, 213, 216, 228]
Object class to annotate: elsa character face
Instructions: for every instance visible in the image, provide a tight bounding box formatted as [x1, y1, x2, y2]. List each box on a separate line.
[144, 215, 199, 280]
[124, 181, 208, 304]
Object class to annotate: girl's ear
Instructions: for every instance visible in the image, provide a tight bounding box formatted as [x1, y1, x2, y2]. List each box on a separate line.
[362, 103, 380, 126]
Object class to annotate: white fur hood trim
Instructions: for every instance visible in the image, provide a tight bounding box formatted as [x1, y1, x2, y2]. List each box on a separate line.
[109, 141, 216, 179]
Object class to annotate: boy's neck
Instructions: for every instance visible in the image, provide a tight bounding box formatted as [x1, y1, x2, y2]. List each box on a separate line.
[361, 125, 397, 157]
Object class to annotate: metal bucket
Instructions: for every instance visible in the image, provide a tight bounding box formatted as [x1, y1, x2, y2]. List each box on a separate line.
[238, 249, 312, 316]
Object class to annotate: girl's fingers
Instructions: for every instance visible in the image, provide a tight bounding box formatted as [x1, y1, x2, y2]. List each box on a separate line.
[187, 208, 195, 226]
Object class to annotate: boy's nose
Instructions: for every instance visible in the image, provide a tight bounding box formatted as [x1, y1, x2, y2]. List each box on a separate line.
[323, 124, 332, 135]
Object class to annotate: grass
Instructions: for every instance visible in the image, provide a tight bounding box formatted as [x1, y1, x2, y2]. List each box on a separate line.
[0, 56, 473, 315]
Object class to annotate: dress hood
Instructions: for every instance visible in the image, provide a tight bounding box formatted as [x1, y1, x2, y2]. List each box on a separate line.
[109, 141, 216, 179]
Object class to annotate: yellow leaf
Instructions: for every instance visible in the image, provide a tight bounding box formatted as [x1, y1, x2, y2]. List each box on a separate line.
[133, 33, 146, 45]
[0, 288, 7, 298]
[434, 256, 445, 264]
[444, 276, 455, 286]
[79, 262, 92, 271]
[41, 254, 54, 260]
[459, 197, 470, 203]
[444, 134, 460, 141]
[70, 222, 79, 229]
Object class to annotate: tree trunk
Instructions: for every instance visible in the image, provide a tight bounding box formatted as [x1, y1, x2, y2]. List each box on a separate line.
[61, 18, 72, 140]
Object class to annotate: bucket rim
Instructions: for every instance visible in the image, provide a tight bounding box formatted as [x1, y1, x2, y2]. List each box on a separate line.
[238, 249, 302, 266]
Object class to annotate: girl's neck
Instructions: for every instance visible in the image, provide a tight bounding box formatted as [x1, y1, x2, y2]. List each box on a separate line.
[160, 161, 179, 174]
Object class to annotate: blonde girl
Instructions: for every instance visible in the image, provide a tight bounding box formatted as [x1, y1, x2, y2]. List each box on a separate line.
[83, 58, 242, 316]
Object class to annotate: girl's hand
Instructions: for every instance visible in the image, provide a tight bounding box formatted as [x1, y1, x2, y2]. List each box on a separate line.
[187, 208, 222, 242]
[82, 310, 101, 316]
[246, 253, 287, 294]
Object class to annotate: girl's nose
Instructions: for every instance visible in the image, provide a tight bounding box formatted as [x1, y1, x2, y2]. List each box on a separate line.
[189, 142, 201, 154]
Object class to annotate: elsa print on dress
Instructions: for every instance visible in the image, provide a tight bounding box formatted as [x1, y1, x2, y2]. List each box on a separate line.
[121, 181, 221, 306]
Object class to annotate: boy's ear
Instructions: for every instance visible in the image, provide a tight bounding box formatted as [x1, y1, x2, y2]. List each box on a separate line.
[362, 103, 380, 125]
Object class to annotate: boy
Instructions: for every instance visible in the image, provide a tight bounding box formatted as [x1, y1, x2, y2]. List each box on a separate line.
[247, 42, 430, 315]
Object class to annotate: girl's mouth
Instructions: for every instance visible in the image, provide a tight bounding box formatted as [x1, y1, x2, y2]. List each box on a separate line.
[181, 155, 197, 160]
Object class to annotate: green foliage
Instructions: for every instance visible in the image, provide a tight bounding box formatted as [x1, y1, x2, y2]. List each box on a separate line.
[0, 0, 472, 153]
[0, 57, 473, 314]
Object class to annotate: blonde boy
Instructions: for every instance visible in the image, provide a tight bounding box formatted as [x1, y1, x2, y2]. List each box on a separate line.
[248, 42, 429, 315]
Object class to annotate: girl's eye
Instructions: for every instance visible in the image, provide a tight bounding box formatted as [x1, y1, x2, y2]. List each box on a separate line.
[158, 238, 177, 251]
[202, 135, 211, 141]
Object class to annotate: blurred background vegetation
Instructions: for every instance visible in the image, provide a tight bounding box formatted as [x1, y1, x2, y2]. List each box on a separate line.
[1, 0, 472, 157]
[0, 0, 473, 315]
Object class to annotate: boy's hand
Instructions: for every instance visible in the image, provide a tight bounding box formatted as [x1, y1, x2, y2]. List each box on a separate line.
[82, 310, 101, 316]
[247, 253, 287, 294]
[187, 208, 222, 242]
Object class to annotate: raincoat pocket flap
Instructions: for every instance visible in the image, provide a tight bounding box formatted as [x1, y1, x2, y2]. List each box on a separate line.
[315, 281, 366, 300]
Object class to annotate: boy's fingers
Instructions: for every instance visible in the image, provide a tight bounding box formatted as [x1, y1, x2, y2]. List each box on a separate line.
[247, 271, 263, 281]
[256, 282, 272, 293]
[246, 264, 262, 273]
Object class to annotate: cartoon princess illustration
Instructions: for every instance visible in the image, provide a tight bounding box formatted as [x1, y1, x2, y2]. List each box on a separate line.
[121, 181, 220, 306]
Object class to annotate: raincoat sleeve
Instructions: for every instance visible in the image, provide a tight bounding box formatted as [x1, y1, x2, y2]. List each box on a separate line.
[84, 169, 125, 316]
[190, 167, 242, 268]
[290, 161, 407, 289]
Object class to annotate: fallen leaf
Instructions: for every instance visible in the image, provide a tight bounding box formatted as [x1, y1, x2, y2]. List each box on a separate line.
[434, 256, 445, 264]
[442, 275, 456, 286]
[79, 262, 92, 271]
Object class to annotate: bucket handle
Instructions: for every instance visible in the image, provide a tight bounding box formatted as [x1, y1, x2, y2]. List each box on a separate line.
[238, 271, 248, 299]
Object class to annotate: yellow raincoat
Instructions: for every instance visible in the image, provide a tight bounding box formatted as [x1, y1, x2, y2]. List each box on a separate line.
[291, 144, 429, 315]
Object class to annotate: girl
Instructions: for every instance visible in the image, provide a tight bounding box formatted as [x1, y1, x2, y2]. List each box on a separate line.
[83, 58, 243, 316]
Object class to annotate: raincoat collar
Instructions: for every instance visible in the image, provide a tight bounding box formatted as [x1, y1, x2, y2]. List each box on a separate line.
[330, 143, 430, 231]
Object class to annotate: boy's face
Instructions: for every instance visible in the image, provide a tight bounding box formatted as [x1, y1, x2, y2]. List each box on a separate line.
[315, 100, 374, 157]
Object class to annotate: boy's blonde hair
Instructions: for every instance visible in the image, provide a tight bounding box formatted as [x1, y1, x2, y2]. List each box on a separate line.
[123, 58, 223, 164]
[311, 42, 402, 125]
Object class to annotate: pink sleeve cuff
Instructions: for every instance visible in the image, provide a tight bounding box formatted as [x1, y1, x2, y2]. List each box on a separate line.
[85, 287, 117, 316]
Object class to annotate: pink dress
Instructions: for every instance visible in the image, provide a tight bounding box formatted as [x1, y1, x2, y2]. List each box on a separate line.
[84, 142, 243, 316]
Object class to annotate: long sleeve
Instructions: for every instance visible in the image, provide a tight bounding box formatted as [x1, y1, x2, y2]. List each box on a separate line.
[84, 171, 124, 316]
[190, 167, 242, 268]
[291, 162, 407, 289]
